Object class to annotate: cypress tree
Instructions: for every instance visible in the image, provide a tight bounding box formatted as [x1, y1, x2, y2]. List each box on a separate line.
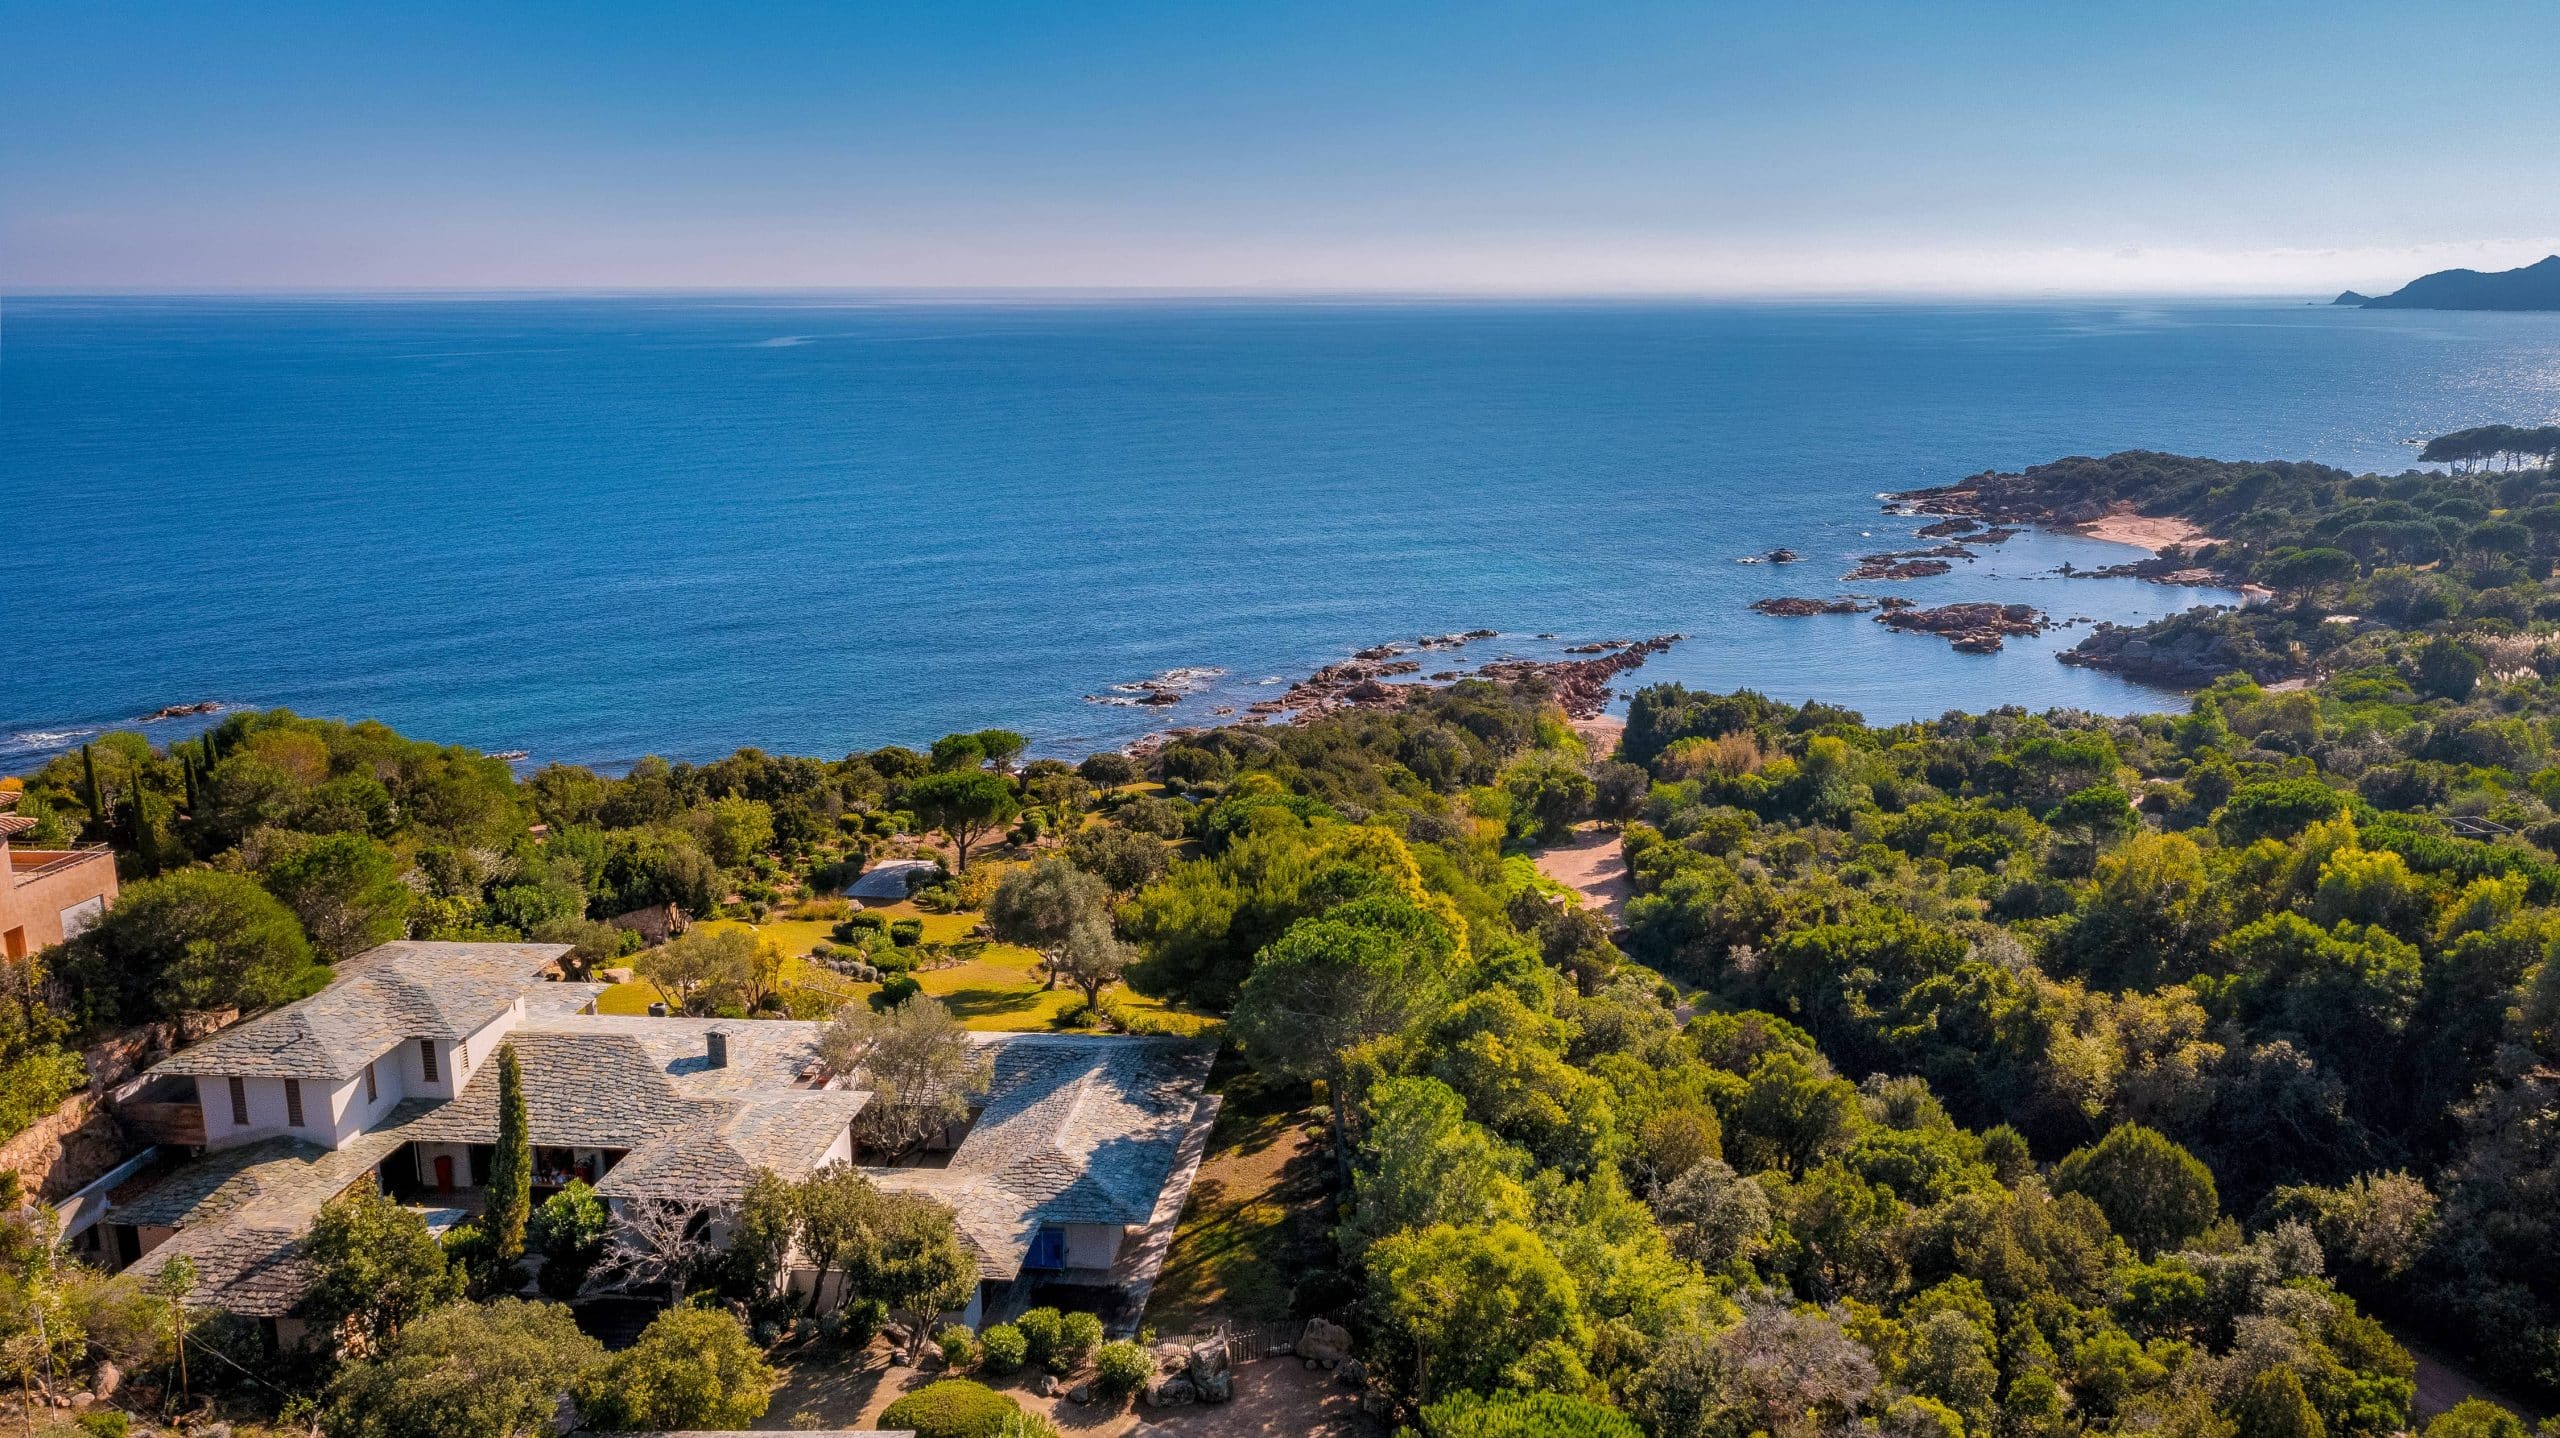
[81, 743, 101, 823]
[129, 764, 158, 873]
[487, 1042, 532, 1262]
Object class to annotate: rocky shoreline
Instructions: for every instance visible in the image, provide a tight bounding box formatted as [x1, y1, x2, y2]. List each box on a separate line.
[1130, 631, 1684, 757]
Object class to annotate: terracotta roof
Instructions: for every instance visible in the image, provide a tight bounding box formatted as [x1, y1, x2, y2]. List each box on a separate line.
[150, 942, 571, 1080]
[0, 815, 35, 839]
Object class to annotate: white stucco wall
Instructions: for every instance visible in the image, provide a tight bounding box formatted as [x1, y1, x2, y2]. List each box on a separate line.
[199, 1075, 344, 1151]
[414, 1141, 477, 1191]
[1064, 1223, 1122, 1270]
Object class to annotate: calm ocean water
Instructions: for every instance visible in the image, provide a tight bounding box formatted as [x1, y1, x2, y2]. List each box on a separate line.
[5, 296, 2559, 773]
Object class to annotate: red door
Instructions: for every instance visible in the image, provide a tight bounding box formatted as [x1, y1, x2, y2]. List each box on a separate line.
[433, 1154, 455, 1191]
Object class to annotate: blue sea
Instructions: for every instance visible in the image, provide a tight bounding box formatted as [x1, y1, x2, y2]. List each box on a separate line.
[5, 296, 2558, 774]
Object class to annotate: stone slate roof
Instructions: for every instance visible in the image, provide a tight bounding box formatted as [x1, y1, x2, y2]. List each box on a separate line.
[112, 1102, 437, 1317]
[846, 858, 938, 900]
[864, 1034, 1215, 1281]
[400, 1016, 868, 1205]
[150, 941, 571, 1081]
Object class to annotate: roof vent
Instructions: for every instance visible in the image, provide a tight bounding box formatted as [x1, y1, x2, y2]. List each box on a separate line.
[706, 1029, 730, 1069]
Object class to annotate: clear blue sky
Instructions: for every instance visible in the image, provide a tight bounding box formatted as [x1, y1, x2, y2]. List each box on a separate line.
[4, 0, 2555, 295]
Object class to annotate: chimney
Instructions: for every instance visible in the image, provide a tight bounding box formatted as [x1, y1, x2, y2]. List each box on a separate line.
[706, 1029, 730, 1069]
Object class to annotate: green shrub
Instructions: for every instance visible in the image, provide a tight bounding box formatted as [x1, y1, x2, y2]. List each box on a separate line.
[1092, 1339, 1154, 1400]
[1051, 1310, 1103, 1372]
[834, 912, 890, 941]
[1421, 1391, 1644, 1438]
[979, 1321, 1027, 1373]
[0, 1048, 88, 1144]
[877, 1378, 1022, 1438]
[994, 1413, 1061, 1438]
[837, 1296, 888, 1349]
[870, 973, 923, 1011]
[891, 918, 926, 946]
[873, 947, 917, 976]
[936, 1322, 978, 1369]
[76, 1412, 133, 1438]
[1013, 1306, 1064, 1368]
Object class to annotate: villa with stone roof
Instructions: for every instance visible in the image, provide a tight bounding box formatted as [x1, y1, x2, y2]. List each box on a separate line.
[92, 940, 1218, 1345]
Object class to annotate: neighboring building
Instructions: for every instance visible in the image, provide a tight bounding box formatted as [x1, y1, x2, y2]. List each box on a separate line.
[0, 812, 118, 959]
[845, 858, 938, 902]
[99, 940, 1217, 1344]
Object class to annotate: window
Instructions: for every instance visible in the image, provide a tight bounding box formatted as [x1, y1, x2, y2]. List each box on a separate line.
[364, 1062, 378, 1103]
[1027, 1225, 1067, 1270]
[2, 927, 25, 960]
[420, 1038, 439, 1083]
[284, 1078, 304, 1128]
[228, 1077, 249, 1126]
[58, 896, 105, 940]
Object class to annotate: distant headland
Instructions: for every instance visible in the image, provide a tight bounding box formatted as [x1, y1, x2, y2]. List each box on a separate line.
[2332, 253, 2560, 310]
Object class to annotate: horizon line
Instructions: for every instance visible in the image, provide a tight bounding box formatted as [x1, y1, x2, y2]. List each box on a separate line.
[0, 284, 2374, 305]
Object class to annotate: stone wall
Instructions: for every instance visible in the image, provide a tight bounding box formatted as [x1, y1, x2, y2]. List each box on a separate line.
[0, 1014, 224, 1199]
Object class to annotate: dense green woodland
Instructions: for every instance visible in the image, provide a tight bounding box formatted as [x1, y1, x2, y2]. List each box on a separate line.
[10, 437, 2560, 1437]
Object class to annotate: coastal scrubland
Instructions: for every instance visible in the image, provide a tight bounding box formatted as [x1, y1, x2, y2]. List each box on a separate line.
[12, 432, 2560, 1437]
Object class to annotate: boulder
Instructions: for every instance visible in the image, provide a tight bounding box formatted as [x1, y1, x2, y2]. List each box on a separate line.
[1299, 1317, 1353, 1365]
[1145, 1375, 1198, 1408]
[1339, 1357, 1366, 1387]
[1068, 1382, 1093, 1405]
[1036, 1374, 1060, 1397]
[1153, 1341, 1192, 1374]
[1195, 1366, 1234, 1402]
[1188, 1335, 1232, 1377]
[92, 1361, 121, 1401]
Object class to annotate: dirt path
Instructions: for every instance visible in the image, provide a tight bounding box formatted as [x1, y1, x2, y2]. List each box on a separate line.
[1534, 823, 1633, 926]
[2394, 1324, 2548, 1423]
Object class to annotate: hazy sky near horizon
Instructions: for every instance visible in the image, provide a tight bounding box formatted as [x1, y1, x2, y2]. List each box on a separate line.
[5, 0, 2557, 296]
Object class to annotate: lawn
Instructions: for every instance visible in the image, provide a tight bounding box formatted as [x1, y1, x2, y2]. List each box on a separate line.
[1146, 1069, 1335, 1335]
[594, 905, 1221, 1034]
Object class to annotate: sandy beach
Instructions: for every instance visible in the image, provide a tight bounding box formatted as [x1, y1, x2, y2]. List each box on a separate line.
[2075, 507, 2212, 553]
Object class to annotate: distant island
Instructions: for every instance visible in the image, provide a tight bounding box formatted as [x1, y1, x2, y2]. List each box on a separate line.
[2336, 253, 2560, 310]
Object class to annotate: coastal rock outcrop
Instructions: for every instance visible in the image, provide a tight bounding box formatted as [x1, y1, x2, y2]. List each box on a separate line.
[1751, 596, 1876, 617]
[1476, 634, 1683, 719]
[1845, 557, 1955, 581]
[2059, 609, 2298, 685]
[1876, 602, 2048, 653]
